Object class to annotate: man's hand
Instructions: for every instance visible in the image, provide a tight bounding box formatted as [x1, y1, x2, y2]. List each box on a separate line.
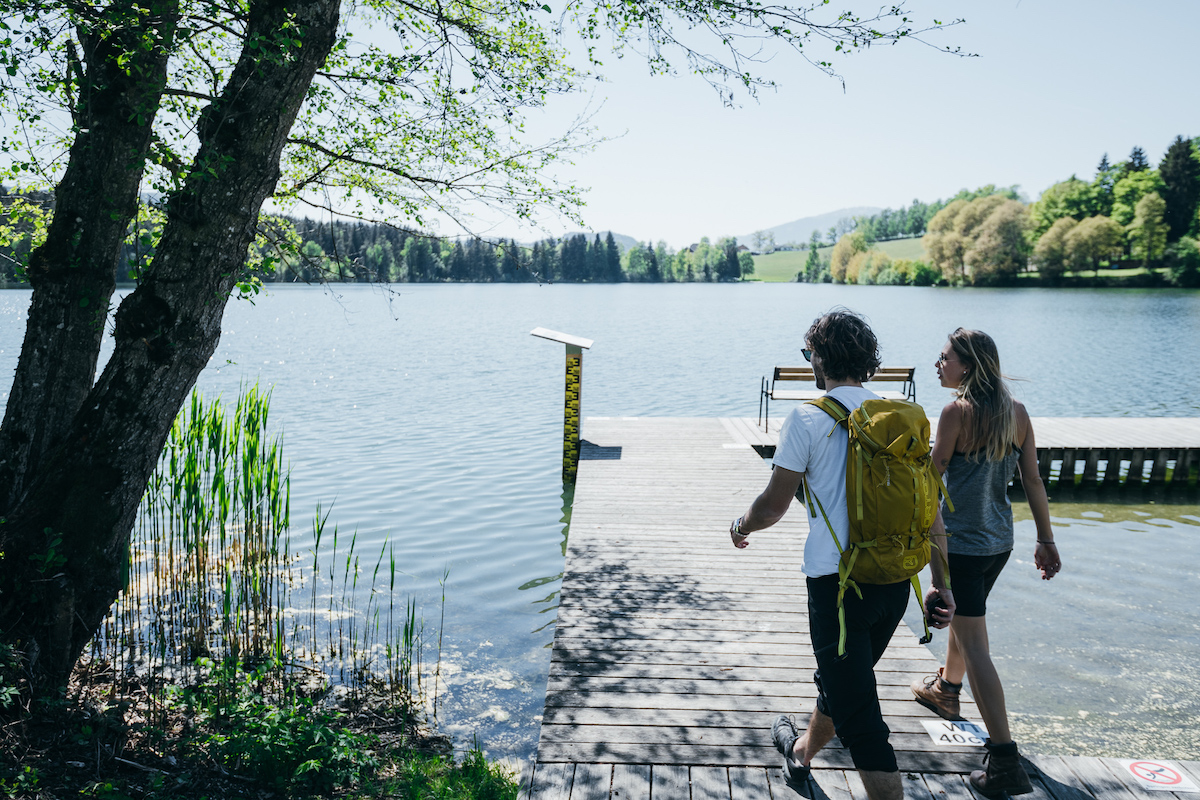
[730, 518, 749, 549]
[1035, 541, 1061, 580]
[924, 587, 955, 629]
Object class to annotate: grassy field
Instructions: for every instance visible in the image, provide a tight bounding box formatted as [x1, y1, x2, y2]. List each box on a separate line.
[751, 250, 809, 282]
[751, 237, 927, 282]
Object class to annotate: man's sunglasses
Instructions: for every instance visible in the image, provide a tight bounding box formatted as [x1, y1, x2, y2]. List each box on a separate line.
[802, 348, 813, 362]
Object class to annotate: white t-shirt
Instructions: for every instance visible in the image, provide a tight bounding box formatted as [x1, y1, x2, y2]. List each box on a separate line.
[771, 385, 880, 578]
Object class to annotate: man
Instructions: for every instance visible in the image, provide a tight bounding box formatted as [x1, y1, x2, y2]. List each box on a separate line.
[729, 308, 954, 800]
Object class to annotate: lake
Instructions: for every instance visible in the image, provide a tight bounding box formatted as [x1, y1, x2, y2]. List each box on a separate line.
[2, 283, 1198, 764]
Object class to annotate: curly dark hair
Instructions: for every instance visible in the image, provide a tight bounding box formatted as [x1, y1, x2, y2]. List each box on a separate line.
[805, 308, 881, 383]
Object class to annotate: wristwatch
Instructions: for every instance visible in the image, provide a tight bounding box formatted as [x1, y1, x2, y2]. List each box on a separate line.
[732, 516, 747, 536]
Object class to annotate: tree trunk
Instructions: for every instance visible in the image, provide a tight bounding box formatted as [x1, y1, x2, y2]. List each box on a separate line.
[0, 0, 179, 512]
[0, 0, 341, 692]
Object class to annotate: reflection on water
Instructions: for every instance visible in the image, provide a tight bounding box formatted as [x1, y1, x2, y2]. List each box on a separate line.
[517, 483, 572, 638]
[912, 502, 1200, 759]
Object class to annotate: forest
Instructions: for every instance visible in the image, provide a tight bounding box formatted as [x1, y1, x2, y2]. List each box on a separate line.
[0, 197, 754, 286]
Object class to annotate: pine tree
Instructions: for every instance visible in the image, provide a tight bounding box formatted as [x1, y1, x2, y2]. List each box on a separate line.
[604, 232, 622, 281]
[588, 234, 604, 281]
[1093, 153, 1118, 217]
[646, 243, 661, 282]
[449, 241, 468, 280]
[1121, 145, 1150, 178]
[1159, 135, 1200, 242]
[560, 234, 587, 281]
[501, 239, 522, 281]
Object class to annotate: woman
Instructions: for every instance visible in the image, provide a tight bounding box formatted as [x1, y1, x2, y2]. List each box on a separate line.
[911, 328, 1062, 798]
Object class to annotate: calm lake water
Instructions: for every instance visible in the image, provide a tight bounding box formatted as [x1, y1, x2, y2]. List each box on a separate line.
[2, 283, 1198, 764]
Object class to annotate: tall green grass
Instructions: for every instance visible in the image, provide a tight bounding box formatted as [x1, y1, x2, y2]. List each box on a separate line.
[92, 385, 432, 719]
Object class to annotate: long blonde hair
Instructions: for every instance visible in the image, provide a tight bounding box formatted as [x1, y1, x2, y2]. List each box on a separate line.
[947, 328, 1017, 462]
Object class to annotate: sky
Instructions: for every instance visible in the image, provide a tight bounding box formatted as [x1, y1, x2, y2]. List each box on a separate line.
[464, 0, 1200, 249]
[4, 0, 1197, 250]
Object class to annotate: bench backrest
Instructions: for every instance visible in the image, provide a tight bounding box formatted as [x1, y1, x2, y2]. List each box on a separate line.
[772, 366, 914, 384]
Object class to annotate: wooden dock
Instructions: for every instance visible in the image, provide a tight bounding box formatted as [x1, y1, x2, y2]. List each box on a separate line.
[525, 417, 1200, 799]
[729, 416, 1200, 488]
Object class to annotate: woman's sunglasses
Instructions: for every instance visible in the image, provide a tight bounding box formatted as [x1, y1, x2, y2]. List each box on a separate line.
[802, 349, 812, 362]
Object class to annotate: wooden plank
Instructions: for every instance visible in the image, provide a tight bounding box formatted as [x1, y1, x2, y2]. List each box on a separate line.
[651, 765, 690, 798]
[609, 764, 650, 800]
[691, 766, 732, 800]
[844, 770, 870, 800]
[548, 659, 946, 681]
[544, 677, 952, 699]
[543, 691, 976, 718]
[538, 726, 979, 755]
[1059, 755, 1139, 800]
[728, 417, 1200, 449]
[541, 707, 982, 735]
[1026, 755, 1105, 800]
[919, 771, 976, 800]
[727, 766, 772, 800]
[530, 762, 575, 800]
[808, 769, 854, 800]
[571, 763, 613, 800]
[901, 772, 936, 800]
[536, 742, 983, 773]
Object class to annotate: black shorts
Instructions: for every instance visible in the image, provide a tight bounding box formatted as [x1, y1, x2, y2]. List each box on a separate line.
[947, 551, 1011, 617]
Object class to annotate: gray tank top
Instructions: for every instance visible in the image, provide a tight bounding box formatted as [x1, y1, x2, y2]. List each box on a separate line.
[944, 446, 1021, 556]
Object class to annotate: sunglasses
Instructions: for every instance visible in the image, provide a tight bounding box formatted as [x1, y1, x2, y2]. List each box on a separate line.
[936, 353, 954, 366]
[802, 348, 813, 362]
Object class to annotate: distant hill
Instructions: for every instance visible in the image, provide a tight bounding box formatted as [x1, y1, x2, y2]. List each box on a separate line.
[740, 207, 882, 248]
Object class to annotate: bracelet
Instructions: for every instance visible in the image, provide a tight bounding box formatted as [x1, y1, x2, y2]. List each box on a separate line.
[1037, 539, 1055, 544]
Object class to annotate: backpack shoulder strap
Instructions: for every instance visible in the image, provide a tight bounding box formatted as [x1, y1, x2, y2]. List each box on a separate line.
[806, 395, 850, 434]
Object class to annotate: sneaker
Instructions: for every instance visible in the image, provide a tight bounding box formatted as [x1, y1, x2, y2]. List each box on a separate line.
[771, 715, 811, 785]
[970, 739, 1033, 797]
[911, 667, 963, 720]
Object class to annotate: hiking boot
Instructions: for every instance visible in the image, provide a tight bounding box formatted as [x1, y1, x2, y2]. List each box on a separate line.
[970, 740, 1033, 798]
[771, 715, 811, 786]
[911, 667, 963, 720]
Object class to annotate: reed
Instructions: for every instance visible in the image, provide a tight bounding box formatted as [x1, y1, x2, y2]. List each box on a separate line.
[91, 385, 433, 723]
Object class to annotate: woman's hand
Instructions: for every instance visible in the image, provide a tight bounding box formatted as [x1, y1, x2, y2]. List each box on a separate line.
[1035, 541, 1061, 580]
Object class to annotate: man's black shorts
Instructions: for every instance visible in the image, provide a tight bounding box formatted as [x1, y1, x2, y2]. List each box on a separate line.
[947, 550, 1011, 617]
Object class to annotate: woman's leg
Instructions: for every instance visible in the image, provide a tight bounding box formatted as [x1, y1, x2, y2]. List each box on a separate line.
[948, 614, 1011, 745]
[944, 624, 966, 684]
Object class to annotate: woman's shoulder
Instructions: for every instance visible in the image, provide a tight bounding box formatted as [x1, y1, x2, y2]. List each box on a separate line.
[940, 399, 967, 420]
[1013, 399, 1032, 442]
[1012, 399, 1031, 428]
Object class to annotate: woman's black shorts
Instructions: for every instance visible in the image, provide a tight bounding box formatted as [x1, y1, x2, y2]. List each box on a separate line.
[947, 550, 1011, 617]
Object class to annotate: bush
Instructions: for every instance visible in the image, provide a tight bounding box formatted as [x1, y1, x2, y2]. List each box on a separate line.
[871, 266, 905, 285]
[189, 662, 379, 793]
[1166, 237, 1200, 287]
[909, 260, 941, 286]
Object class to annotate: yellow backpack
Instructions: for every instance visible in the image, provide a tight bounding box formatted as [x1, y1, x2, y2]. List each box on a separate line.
[802, 396, 953, 656]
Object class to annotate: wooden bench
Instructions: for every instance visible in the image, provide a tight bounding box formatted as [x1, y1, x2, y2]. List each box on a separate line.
[758, 366, 916, 428]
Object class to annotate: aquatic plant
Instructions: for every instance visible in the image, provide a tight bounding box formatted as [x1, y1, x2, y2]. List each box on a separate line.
[90, 385, 432, 721]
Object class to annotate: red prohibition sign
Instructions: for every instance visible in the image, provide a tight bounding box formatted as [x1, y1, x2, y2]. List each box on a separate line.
[1129, 762, 1183, 786]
